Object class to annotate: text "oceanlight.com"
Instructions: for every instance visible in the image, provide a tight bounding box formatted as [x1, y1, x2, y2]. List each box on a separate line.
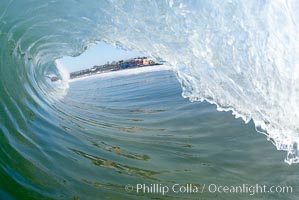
[125, 183, 293, 196]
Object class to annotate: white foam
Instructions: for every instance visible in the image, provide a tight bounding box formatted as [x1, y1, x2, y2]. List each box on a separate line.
[55, 60, 70, 86]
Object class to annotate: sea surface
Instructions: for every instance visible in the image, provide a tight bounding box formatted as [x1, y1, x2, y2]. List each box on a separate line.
[3, 68, 298, 199]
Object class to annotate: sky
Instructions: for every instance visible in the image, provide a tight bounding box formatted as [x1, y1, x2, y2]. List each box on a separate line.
[60, 42, 145, 72]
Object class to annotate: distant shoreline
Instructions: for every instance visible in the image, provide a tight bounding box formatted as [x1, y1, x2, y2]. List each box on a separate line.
[69, 57, 164, 80]
[70, 63, 163, 80]
[68, 64, 173, 83]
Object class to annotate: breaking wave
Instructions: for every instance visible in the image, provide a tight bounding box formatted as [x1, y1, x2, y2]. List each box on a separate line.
[1, 3, 299, 198]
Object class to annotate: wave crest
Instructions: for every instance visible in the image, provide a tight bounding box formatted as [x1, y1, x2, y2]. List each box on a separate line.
[1, 0, 299, 164]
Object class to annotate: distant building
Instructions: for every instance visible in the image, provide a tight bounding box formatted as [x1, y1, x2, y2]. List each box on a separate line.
[142, 58, 154, 65]
[70, 57, 160, 79]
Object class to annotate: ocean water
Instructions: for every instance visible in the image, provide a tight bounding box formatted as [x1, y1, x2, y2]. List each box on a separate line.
[1, 68, 298, 199]
[1, 0, 299, 199]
